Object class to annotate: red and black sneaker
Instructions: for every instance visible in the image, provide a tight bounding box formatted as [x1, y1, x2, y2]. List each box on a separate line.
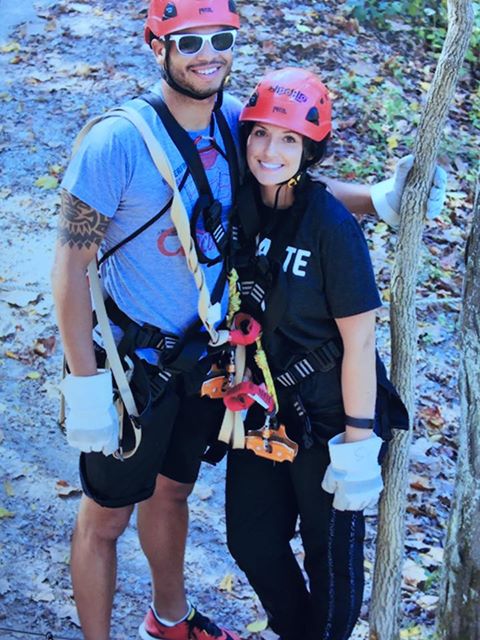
[139, 605, 241, 640]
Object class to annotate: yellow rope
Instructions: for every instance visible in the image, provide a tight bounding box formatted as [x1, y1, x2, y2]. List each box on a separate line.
[227, 268, 278, 414]
[254, 337, 278, 413]
[227, 268, 242, 326]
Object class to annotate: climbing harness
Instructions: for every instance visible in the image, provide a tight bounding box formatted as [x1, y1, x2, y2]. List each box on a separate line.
[62, 99, 240, 459]
[213, 269, 299, 462]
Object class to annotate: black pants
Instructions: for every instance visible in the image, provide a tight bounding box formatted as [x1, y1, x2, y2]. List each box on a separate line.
[226, 445, 365, 640]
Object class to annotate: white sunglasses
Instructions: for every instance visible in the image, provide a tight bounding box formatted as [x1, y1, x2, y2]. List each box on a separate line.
[168, 29, 237, 56]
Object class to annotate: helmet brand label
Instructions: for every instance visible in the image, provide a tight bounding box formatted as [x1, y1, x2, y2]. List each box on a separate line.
[199, 7, 214, 13]
[273, 106, 287, 114]
[269, 85, 307, 103]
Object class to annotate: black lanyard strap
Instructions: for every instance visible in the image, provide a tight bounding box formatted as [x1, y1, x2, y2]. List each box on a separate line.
[99, 167, 189, 266]
[141, 93, 239, 265]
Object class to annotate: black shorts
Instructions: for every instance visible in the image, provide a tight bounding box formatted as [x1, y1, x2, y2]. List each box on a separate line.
[79, 390, 226, 509]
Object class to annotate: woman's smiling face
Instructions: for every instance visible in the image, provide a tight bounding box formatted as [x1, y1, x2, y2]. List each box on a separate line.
[246, 122, 304, 190]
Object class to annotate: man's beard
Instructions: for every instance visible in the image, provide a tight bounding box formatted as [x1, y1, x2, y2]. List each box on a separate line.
[164, 55, 231, 101]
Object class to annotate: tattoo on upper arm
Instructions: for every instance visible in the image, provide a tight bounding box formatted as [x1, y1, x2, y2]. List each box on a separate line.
[58, 190, 110, 249]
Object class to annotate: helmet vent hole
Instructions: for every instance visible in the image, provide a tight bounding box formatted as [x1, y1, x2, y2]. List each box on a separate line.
[163, 3, 177, 20]
[306, 107, 319, 126]
[247, 92, 259, 107]
[229, 0, 238, 13]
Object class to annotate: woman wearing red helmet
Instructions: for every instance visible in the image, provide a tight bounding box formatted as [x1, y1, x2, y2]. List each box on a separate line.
[225, 68, 407, 640]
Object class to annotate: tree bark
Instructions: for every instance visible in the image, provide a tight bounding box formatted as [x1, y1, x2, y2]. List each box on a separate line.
[436, 179, 480, 640]
[369, 1, 474, 639]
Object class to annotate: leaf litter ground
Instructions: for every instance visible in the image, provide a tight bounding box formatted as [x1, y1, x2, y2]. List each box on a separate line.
[0, 1, 477, 638]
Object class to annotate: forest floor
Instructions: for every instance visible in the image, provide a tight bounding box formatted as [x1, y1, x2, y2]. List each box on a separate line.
[0, 1, 478, 639]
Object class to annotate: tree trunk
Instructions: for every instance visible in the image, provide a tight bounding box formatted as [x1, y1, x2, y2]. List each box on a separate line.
[436, 179, 480, 639]
[369, 1, 474, 639]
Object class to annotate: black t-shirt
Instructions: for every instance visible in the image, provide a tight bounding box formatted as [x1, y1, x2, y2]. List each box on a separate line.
[256, 180, 382, 368]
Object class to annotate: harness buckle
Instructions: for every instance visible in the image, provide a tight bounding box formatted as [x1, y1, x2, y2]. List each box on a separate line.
[308, 340, 340, 372]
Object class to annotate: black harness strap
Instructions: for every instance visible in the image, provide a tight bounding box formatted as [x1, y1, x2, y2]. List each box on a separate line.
[235, 179, 310, 334]
[215, 108, 240, 197]
[103, 260, 228, 378]
[274, 339, 342, 388]
[141, 93, 239, 266]
[142, 93, 216, 199]
[98, 168, 190, 266]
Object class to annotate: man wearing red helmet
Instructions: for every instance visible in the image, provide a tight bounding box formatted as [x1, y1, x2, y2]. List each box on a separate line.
[225, 67, 408, 640]
[54, 1, 244, 639]
[52, 2, 443, 639]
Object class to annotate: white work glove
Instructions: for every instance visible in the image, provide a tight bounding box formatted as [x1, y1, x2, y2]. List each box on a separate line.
[371, 154, 447, 228]
[60, 371, 119, 456]
[322, 432, 383, 511]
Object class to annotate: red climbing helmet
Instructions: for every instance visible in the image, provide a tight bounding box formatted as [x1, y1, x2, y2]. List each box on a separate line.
[145, 0, 240, 44]
[240, 67, 332, 142]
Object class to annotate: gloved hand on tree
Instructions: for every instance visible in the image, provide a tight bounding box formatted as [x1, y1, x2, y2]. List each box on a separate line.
[371, 154, 447, 227]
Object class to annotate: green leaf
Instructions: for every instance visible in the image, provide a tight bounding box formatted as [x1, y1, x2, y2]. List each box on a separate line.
[34, 175, 59, 190]
[0, 507, 14, 518]
[246, 619, 268, 633]
[0, 42, 21, 53]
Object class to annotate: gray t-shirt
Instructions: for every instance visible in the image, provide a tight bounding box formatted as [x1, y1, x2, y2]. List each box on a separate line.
[62, 90, 242, 334]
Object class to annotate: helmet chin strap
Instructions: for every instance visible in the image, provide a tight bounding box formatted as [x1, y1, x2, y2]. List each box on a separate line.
[163, 45, 224, 110]
[271, 169, 304, 210]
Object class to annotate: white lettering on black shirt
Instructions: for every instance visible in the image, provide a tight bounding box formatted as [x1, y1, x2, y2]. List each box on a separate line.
[283, 246, 311, 277]
[257, 238, 311, 278]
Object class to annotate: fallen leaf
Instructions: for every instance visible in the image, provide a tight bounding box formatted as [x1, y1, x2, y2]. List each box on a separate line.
[194, 484, 213, 500]
[0, 507, 14, 519]
[33, 336, 56, 357]
[400, 626, 425, 638]
[4, 481, 14, 497]
[246, 618, 268, 633]
[218, 573, 234, 593]
[387, 135, 399, 150]
[74, 63, 97, 77]
[420, 547, 444, 566]
[0, 578, 10, 595]
[55, 480, 82, 498]
[402, 559, 428, 588]
[1, 290, 40, 307]
[409, 475, 434, 491]
[31, 581, 55, 602]
[351, 61, 378, 76]
[419, 405, 445, 430]
[56, 603, 81, 626]
[416, 595, 439, 610]
[34, 175, 59, 190]
[0, 42, 21, 53]
[26, 371, 41, 380]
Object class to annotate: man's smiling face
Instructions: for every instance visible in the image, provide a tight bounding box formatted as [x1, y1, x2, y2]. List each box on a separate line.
[153, 24, 234, 100]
